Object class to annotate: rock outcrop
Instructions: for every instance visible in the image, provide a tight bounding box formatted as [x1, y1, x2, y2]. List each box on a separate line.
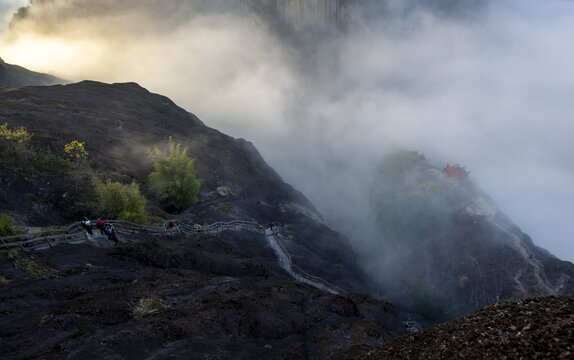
[368, 151, 574, 321]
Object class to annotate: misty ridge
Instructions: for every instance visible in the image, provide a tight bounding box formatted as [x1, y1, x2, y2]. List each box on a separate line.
[1, 0, 573, 264]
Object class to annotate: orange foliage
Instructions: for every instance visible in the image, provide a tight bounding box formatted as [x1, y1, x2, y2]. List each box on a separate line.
[443, 163, 469, 181]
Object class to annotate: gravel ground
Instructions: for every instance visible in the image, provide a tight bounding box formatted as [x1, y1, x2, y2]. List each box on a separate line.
[340, 295, 573, 359]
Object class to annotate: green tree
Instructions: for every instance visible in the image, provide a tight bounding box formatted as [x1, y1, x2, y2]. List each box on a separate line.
[148, 137, 201, 212]
[93, 178, 147, 224]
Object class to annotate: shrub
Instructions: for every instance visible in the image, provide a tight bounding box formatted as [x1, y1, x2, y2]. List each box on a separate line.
[64, 140, 88, 161]
[0, 123, 31, 143]
[93, 178, 147, 224]
[0, 124, 67, 176]
[148, 137, 201, 212]
[0, 214, 16, 237]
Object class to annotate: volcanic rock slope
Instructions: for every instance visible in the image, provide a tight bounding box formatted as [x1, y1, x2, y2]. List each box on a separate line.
[0, 80, 367, 291]
[0, 80, 403, 359]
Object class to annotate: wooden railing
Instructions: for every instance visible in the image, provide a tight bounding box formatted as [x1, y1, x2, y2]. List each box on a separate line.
[0, 219, 348, 295]
[265, 226, 347, 295]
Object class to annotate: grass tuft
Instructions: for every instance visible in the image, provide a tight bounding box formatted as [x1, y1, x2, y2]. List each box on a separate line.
[8, 250, 57, 278]
[133, 296, 166, 318]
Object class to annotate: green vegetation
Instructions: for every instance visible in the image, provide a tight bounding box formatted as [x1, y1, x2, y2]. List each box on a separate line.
[64, 140, 88, 162]
[93, 178, 147, 224]
[133, 296, 166, 318]
[0, 123, 31, 143]
[8, 251, 56, 278]
[0, 123, 68, 176]
[372, 150, 474, 245]
[375, 150, 428, 193]
[148, 137, 201, 212]
[373, 151, 449, 245]
[0, 214, 16, 237]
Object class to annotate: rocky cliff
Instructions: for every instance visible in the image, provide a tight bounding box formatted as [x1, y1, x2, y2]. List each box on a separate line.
[368, 151, 574, 321]
[240, 0, 488, 31]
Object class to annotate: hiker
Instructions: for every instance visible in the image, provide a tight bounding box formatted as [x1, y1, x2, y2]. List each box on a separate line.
[109, 229, 119, 244]
[96, 218, 105, 234]
[104, 224, 112, 237]
[168, 220, 176, 229]
[81, 219, 93, 236]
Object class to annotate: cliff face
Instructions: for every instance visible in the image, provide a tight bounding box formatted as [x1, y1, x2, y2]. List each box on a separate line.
[240, 0, 345, 32]
[369, 151, 574, 321]
[275, 0, 344, 28]
[240, 0, 488, 31]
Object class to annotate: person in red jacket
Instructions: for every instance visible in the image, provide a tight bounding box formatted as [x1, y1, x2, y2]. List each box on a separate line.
[96, 218, 105, 234]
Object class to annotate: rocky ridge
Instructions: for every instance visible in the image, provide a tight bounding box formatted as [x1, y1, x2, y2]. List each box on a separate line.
[369, 152, 574, 321]
[0, 58, 64, 88]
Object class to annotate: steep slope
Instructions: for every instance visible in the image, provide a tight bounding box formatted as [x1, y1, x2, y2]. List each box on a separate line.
[339, 295, 574, 359]
[0, 80, 369, 293]
[0, 58, 65, 87]
[0, 232, 401, 359]
[368, 151, 574, 321]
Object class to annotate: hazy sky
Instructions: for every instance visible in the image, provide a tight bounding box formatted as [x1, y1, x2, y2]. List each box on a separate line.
[1, 0, 573, 262]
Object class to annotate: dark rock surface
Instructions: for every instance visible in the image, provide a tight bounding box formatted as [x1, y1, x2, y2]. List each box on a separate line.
[0, 80, 367, 292]
[340, 295, 574, 359]
[0, 231, 401, 359]
[0, 58, 65, 88]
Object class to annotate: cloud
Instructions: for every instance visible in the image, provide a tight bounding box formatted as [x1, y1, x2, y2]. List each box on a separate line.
[0, 0, 26, 37]
[1, 0, 573, 263]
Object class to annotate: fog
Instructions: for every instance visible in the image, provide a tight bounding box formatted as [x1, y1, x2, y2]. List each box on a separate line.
[1, 0, 573, 262]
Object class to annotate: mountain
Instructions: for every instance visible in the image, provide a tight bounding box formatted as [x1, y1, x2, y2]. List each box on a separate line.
[1, 80, 572, 358]
[0, 80, 373, 293]
[0, 58, 65, 87]
[367, 151, 574, 321]
[0, 80, 409, 358]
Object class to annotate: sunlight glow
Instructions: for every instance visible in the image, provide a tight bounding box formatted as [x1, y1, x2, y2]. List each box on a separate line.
[1, 36, 106, 80]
